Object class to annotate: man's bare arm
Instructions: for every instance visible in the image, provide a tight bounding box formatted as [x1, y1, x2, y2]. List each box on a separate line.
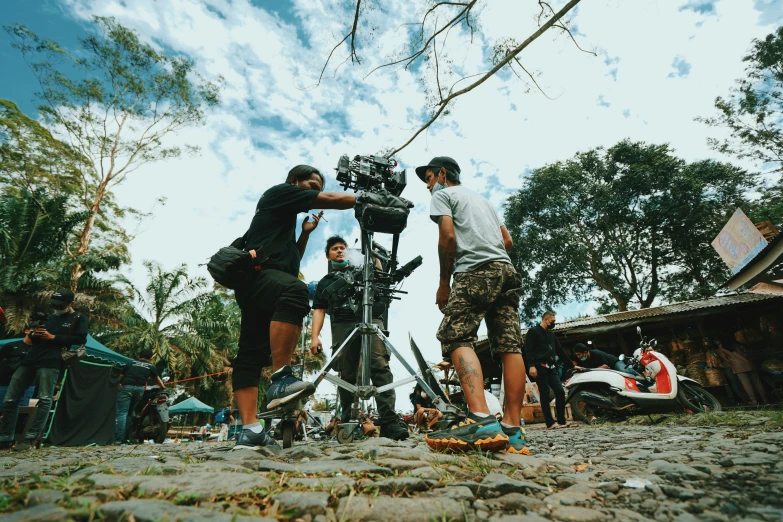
[437, 216, 457, 282]
[501, 225, 513, 251]
[314, 192, 356, 209]
[310, 308, 326, 354]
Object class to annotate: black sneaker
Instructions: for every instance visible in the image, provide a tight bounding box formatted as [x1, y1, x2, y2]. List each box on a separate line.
[265, 366, 315, 408]
[379, 419, 410, 441]
[233, 429, 280, 450]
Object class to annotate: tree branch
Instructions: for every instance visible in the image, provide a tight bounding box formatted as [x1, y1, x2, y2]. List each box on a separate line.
[387, 0, 583, 157]
[350, 0, 362, 65]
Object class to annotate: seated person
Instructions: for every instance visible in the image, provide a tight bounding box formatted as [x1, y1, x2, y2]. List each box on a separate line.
[573, 343, 639, 376]
[410, 383, 442, 432]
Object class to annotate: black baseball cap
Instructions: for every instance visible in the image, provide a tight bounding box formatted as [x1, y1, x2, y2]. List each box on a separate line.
[573, 343, 589, 353]
[49, 288, 75, 306]
[415, 156, 461, 182]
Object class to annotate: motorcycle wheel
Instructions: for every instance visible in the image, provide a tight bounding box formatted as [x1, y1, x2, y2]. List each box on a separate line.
[678, 382, 722, 413]
[568, 389, 615, 424]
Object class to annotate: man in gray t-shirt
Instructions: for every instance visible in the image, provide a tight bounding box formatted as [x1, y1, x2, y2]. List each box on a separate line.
[430, 185, 511, 273]
[416, 156, 528, 456]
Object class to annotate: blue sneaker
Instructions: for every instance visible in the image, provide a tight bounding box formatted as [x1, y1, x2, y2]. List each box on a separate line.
[425, 414, 508, 452]
[500, 426, 530, 455]
[265, 365, 315, 409]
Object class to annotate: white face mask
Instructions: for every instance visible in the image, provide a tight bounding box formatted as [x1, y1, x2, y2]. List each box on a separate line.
[53, 307, 70, 316]
[420, 392, 428, 399]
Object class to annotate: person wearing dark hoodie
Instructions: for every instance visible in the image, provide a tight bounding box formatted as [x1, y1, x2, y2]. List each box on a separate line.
[0, 289, 88, 449]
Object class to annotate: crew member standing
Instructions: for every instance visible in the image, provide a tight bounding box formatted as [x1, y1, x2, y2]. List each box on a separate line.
[418, 156, 529, 454]
[310, 235, 409, 441]
[231, 165, 358, 450]
[525, 311, 573, 429]
[0, 289, 88, 449]
[114, 350, 166, 444]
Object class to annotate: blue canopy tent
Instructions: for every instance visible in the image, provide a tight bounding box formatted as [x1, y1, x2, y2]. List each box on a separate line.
[0, 335, 133, 446]
[169, 397, 215, 440]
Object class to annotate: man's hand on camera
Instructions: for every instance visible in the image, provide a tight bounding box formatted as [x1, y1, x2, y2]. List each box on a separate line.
[32, 328, 55, 341]
[436, 280, 450, 312]
[302, 211, 324, 234]
[528, 366, 538, 378]
[310, 338, 323, 356]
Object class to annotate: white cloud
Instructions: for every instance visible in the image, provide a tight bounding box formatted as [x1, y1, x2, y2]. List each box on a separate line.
[57, 0, 780, 410]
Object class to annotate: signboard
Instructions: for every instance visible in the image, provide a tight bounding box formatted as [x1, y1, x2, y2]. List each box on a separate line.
[712, 208, 768, 274]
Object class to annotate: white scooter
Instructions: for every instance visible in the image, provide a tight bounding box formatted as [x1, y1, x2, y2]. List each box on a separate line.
[564, 327, 721, 423]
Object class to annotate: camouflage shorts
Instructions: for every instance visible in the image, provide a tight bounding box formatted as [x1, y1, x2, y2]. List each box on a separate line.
[436, 261, 523, 357]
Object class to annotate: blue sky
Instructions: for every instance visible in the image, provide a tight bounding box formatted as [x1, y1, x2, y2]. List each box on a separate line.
[2, 0, 782, 407]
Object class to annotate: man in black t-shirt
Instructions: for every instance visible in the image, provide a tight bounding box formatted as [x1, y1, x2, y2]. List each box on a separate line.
[232, 165, 358, 450]
[0, 289, 89, 449]
[0, 328, 36, 412]
[573, 343, 639, 375]
[114, 350, 165, 444]
[309, 236, 408, 441]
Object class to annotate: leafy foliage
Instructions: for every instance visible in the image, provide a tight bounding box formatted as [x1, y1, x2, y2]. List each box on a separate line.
[505, 140, 752, 322]
[0, 189, 88, 332]
[4, 17, 222, 287]
[699, 26, 783, 173]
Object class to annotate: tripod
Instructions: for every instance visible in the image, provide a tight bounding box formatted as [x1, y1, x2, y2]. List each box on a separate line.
[311, 227, 463, 443]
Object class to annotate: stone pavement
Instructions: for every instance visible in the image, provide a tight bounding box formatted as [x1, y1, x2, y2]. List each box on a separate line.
[0, 411, 781, 521]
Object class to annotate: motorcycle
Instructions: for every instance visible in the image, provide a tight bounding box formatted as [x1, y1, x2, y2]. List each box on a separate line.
[129, 382, 170, 443]
[564, 327, 721, 423]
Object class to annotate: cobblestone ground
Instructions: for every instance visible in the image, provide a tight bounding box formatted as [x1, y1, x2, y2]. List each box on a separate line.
[1, 411, 782, 522]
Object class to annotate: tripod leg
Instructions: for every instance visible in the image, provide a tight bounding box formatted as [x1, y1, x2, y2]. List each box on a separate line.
[312, 328, 359, 387]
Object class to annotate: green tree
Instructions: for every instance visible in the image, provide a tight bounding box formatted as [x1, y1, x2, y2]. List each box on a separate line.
[699, 26, 783, 229]
[505, 140, 752, 322]
[0, 99, 130, 334]
[749, 176, 783, 227]
[0, 189, 88, 333]
[104, 261, 231, 379]
[0, 99, 81, 196]
[699, 26, 783, 173]
[5, 17, 222, 289]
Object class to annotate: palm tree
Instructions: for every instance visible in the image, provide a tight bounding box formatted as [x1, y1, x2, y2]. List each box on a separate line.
[0, 189, 89, 334]
[105, 261, 232, 379]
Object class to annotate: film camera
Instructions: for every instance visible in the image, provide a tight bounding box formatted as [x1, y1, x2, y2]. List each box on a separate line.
[336, 155, 412, 235]
[336, 155, 407, 197]
[331, 153, 421, 318]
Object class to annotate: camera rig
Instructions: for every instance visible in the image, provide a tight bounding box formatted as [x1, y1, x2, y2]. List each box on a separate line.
[335, 154, 407, 197]
[308, 153, 463, 443]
